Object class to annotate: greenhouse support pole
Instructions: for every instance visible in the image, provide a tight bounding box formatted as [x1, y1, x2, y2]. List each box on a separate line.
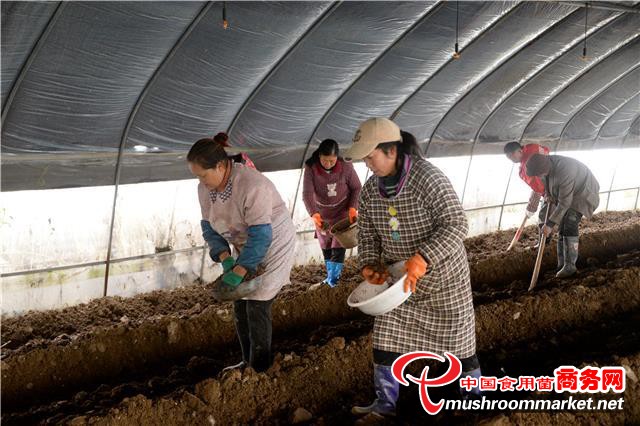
[497, 164, 515, 230]
[291, 168, 304, 220]
[200, 245, 207, 283]
[459, 154, 474, 207]
[605, 115, 640, 212]
[605, 169, 617, 212]
[103, 3, 213, 297]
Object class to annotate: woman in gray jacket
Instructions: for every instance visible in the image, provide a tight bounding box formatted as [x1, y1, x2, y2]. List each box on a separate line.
[526, 154, 600, 278]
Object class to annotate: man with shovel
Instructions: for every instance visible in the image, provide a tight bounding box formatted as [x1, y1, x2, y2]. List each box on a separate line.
[526, 154, 600, 278]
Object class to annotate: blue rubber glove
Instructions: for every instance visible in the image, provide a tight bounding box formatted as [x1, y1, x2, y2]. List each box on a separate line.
[222, 271, 244, 288]
[221, 256, 235, 273]
[201, 220, 230, 262]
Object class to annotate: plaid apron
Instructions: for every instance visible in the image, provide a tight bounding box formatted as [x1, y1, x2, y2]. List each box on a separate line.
[358, 157, 476, 358]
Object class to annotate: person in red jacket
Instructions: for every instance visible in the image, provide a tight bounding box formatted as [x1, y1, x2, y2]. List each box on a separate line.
[504, 142, 551, 245]
[303, 139, 362, 289]
[213, 132, 257, 170]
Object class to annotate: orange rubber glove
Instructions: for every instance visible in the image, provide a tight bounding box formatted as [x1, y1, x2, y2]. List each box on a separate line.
[312, 213, 323, 230]
[404, 253, 428, 293]
[348, 207, 358, 224]
[362, 266, 389, 285]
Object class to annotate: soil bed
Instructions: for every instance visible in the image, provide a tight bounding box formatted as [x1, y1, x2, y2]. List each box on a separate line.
[2, 211, 639, 424]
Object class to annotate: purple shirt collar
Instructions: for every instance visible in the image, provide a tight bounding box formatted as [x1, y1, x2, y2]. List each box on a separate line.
[377, 154, 412, 198]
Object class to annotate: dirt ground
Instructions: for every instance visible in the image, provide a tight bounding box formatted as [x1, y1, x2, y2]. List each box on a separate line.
[1, 210, 639, 425]
[3, 210, 637, 353]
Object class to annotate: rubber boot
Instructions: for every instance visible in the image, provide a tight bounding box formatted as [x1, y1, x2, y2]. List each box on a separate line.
[352, 364, 399, 417]
[309, 260, 333, 291]
[556, 238, 564, 273]
[327, 262, 343, 287]
[459, 368, 483, 400]
[556, 236, 578, 278]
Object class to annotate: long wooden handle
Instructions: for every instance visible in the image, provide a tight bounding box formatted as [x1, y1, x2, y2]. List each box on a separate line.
[507, 215, 528, 251]
[528, 204, 551, 291]
[528, 236, 546, 291]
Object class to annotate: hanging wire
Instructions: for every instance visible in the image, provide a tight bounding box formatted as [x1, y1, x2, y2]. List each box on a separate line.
[453, 1, 461, 59]
[581, 2, 589, 60]
[223, 1, 229, 30]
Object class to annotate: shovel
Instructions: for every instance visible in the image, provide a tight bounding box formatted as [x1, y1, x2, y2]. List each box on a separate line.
[506, 215, 528, 251]
[528, 204, 551, 291]
[212, 273, 263, 302]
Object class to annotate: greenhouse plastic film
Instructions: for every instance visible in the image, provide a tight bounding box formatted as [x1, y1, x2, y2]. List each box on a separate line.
[1, 2, 202, 155]
[394, 2, 572, 153]
[313, 1, 504, 146]
[229, 1, 433, 168]
[480, 12, 640, 144]
[1, 2, 639, 192]
[126, 2, 332, 153]
[597, 95, 640, 149]
[560, 70, 640, 149]
[1, 1, 57, 106]
[523, 43, 640, 146]
[434, 8, 618, 151]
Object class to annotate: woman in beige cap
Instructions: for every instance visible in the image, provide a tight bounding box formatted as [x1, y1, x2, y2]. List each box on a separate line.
[345, 118, 480, 419]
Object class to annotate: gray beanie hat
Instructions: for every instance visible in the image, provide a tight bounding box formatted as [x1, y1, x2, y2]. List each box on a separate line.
[526, 154, 551, 176]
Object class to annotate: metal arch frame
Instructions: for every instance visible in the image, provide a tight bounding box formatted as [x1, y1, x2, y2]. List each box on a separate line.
[564, 85, 640, 150]
[291, 1, 520, 220]
[606, 114, 640, 211]
[289, 2, 444, 219]
[1, 2, 65, 126]
[428, 5, 582, 154]
[519, 35, 640, 149]
[456, 6, 599, 206]
[225, 2, 341, 137]
[555, 64, 640, 152]
[103, 2, 213, 297]
[554, 1, 640, 14]
[302, 1, 444, 158]
[625, 116, 640, 210]
[620, 113, 640, 147]
[460, 10, 625, 210]
[474, 12, 631, 147]
[389, 2, 522, 134]
[496, 163, 516, 230]
[592, 93, 640, 148]
[467, 8, 622, 150]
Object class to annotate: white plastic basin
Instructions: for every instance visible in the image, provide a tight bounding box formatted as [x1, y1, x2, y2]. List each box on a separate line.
[347, 262, 411, 316]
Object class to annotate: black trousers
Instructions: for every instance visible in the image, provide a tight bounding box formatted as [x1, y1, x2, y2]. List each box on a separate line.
[558, 208, 582, 237]
[233, 298, 274, 372]
[322, 247, 346, 263]
[539, 202, 582, 238]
